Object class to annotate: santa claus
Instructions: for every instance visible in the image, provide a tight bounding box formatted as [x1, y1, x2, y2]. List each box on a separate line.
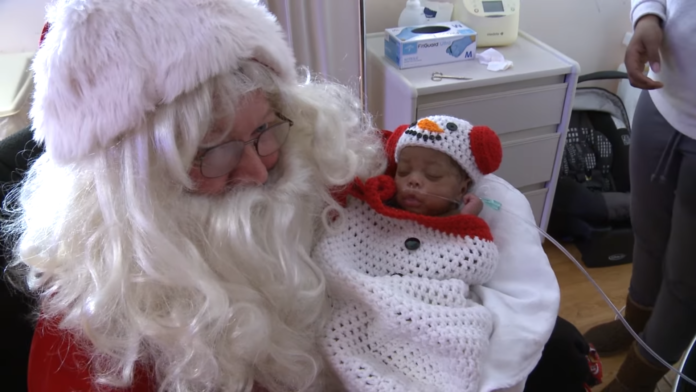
[7, 0, 384, 391]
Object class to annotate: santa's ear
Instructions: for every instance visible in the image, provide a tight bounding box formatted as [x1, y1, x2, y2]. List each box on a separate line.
[470, 125, 502, 175]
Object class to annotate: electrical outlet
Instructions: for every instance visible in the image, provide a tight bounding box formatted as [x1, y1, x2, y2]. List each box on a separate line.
[622, 32, 633, 46]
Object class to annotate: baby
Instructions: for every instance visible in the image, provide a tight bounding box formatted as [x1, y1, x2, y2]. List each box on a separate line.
[392, 120, 484, 217]
[315, 115, 503, 392]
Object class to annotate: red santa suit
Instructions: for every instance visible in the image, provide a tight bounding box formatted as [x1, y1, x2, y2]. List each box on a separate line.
[317, 116, 504, 392]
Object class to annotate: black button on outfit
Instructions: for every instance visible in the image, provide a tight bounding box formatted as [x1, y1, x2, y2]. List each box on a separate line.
[405, 238, 421, 251]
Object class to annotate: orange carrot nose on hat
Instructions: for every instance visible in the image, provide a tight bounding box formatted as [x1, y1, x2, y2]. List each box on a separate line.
[387, 115, 503, 183]
[31, 0, 296, 164]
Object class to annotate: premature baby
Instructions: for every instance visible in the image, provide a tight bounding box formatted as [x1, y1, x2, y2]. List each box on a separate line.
[315, 115, 504, 392]
[393, 137, 483, 217]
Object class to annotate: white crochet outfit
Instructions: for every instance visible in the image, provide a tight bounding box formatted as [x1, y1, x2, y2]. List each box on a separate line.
[317, 116, 504, 392]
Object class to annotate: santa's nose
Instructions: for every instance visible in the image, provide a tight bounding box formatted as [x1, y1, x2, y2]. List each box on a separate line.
[228, 144, 270, 185]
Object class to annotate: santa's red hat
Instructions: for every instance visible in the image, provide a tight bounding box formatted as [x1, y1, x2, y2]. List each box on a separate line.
[387, 115, 503, 183]
[31, 0, 295, 164]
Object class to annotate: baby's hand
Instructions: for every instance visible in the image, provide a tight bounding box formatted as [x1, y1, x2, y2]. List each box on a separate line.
[461, 194, 483, 216]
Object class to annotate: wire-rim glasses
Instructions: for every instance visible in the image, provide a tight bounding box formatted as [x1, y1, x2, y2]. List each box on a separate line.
[195, 112, 293, 178]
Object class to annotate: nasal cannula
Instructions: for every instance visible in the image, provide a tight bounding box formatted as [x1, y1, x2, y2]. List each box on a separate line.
[407, 188, 696, 387]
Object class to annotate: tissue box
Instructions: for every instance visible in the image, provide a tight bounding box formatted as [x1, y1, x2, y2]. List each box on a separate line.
[384, 21, 477, 69]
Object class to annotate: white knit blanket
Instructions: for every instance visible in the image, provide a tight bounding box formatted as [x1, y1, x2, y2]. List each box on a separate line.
[315, 187, 499, 392]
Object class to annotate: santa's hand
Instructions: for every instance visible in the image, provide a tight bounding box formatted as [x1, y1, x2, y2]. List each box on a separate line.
[461, 194, 483, 216]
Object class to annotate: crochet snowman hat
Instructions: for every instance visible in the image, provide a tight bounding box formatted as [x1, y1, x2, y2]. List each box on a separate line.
[390, 115, 503, 183]
[31, 0, 296, 163]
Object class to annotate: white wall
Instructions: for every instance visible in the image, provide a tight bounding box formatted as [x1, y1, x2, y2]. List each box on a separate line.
[365, 0, 632, 76]
[0, 0, 49, 54]
[265, 0, 364, 94]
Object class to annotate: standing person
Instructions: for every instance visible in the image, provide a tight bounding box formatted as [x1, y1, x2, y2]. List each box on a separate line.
[6, 0, 384, 391]
[584, 1, 696, 390]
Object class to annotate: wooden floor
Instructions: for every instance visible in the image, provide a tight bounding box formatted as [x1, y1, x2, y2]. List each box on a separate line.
[546, 242, 677, 392]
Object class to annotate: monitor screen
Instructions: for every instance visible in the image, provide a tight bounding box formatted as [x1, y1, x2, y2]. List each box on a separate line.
[482, 1, 505, 13]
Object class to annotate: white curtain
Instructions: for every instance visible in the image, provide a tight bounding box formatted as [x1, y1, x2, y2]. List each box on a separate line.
[263, 0, 365, 101]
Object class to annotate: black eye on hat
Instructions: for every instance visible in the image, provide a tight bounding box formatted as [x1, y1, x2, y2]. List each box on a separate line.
[446, 122, 458, 132]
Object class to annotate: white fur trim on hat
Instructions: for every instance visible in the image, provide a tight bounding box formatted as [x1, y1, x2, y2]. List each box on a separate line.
[31, 0, 296, 163]
[394, 115, 503, 183]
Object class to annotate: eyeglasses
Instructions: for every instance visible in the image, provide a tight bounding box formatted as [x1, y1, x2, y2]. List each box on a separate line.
[195, 113, 293, 178]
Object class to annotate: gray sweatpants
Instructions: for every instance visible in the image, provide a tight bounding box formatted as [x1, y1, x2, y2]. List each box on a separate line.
[628, 90, 696, 365]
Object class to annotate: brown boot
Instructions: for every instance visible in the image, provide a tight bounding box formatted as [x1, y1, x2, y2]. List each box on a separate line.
[583, 295, 652, 356]
[601, 342, 670, 392]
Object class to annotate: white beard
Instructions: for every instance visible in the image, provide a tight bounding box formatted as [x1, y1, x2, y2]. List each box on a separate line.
[14, 143, 332, 392]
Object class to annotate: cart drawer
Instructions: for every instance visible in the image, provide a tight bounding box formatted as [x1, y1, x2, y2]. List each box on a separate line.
[496, 133, 561, 188]
[417, 83, 568, 135]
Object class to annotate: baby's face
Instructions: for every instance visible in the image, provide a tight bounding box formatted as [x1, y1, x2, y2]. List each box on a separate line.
[395, 146, 470, 216]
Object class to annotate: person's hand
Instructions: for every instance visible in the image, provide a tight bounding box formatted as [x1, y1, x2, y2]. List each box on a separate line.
[625, 15, 664, 89]
[461, 194, 483, 216]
